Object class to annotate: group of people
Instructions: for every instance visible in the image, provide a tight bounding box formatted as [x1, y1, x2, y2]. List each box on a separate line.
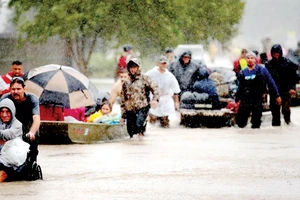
[0, 62, 40, 181]
[234, 44, 299, 128]
[114, 44, 217, 138]
[0, 42, 297, 180]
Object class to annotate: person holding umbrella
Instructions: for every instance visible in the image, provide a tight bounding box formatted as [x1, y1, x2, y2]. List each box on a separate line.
[0, 77, 40, 162]
[120, 58, 159, 138]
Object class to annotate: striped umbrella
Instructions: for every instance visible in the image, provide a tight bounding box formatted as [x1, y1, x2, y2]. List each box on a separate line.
[24, 64, 97, 109]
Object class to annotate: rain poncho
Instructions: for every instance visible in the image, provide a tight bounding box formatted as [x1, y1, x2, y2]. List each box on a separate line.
[192, 67, 221, 109]
[145, 66, 180, 117]
[168, 51, 202, 94]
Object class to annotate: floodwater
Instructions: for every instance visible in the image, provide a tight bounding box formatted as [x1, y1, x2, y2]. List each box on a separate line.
[1, 80, 300, 200]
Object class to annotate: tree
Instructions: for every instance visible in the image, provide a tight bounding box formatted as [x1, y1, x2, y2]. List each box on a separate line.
[8, 0, 244, 76]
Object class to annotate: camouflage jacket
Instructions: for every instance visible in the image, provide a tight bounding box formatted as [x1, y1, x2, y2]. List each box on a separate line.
[120, 73, 159, 118]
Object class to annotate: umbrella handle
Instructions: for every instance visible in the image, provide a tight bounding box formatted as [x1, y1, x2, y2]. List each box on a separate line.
[81, 90, 88, 99]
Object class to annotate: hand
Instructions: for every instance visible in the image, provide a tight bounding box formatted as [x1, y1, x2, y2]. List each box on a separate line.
[175, 102, 180, 111]
[26, 132, 36, 141]
[120, 118, 125, 125]
[276, 97, 282, 105]
[150, 100, 158, 109]
[289, 89, 296, 96]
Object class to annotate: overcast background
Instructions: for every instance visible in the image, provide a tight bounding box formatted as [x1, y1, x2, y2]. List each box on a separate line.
[1, 0, 300, 51]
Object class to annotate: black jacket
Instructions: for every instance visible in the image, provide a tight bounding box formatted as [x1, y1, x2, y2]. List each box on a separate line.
[265, 44, 298, 95]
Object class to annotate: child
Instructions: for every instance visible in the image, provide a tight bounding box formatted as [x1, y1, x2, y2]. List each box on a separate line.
[86, 101, 112, 123]
[92, 102, 121, 124]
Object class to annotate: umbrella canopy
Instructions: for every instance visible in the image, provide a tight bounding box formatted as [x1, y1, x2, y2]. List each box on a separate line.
[24, 64, 98, 109]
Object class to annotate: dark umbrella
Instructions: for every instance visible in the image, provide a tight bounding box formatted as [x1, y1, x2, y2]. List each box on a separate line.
[24, 64, 98, 109]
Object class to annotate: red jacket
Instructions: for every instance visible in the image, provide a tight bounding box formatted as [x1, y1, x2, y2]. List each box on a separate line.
[0, 71, 24, 96]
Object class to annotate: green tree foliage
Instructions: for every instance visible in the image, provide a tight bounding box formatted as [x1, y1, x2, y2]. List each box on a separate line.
[8, 0, 244, 75]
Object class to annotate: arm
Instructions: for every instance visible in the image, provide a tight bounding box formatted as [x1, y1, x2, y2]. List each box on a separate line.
[26, 94, 41, 141]
[0, 122, 23, 141]
[120, 83, 127, 120]
[287, 60, 298, 92]
[263, 68, 281, 105]
[109, 83, 119, 105]
[27, 114, 40, 141]
[173, 94, 180, 110]
[263, 68, 280, 97]
[171, 73, 181, 110]
[144, 75, 159, 109]
[234, 72, 243, 102]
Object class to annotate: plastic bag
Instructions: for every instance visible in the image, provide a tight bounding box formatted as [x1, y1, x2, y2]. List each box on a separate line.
[0, 138, 30, 167]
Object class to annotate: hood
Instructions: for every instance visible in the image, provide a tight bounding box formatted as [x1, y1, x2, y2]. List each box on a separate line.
[127, 58, 141, 80]
[197, 66, 211, 80]
[0, 98, 16, 121]
[179, 51, 192, 65]
[271, 44, 283, 58]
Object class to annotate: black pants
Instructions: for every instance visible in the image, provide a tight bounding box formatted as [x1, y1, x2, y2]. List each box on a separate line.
[236, 101, 262, 128]
[270, 93, 291, 125]
[126, 106, 150, 138]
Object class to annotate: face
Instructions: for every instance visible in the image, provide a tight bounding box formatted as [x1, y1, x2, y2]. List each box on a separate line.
[241, 50, 247, 58]
[127, 49, 133, 54]
[10, 82, 26, 102]
[11, 64, 23, 76]
[272, 52, 280, 59]
[182, 56, 191, 64]
[0, 107, 12, 123]
[158, 62, 168, 71]
[101, 104, 111, 115]
[129, 66, 139, 75]
[166, 52, 173, 61]
[119, 72, 129, 83]
[246, 55, 256, 66]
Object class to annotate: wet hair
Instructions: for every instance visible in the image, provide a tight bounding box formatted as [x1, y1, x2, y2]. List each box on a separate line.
[165, 48, 173, 53]
[10, 76, 25, 88]
[12, 61, 22, 65]
[241, 49, 248, 54]
[123, 44, 133, 52]
[100, 101, 112, 112]
[118, 68, 128, 74]
[252, 50, 259, 56]
[127, 61, 139, 68]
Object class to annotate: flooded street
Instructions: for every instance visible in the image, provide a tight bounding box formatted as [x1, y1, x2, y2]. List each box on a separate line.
[1, 110, 300, 199]
[1, 80, 300, 200]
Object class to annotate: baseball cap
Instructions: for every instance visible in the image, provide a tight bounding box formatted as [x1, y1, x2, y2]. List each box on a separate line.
[158, 55, 168, 64]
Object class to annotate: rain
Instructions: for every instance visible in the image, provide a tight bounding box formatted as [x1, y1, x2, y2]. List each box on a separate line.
[1, 0, 300, 199]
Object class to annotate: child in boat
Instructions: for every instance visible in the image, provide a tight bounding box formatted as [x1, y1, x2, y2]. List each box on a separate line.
[86, 101, 111, 122]
[86, 101, 120, 124]
[89, 101, 121, 124]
